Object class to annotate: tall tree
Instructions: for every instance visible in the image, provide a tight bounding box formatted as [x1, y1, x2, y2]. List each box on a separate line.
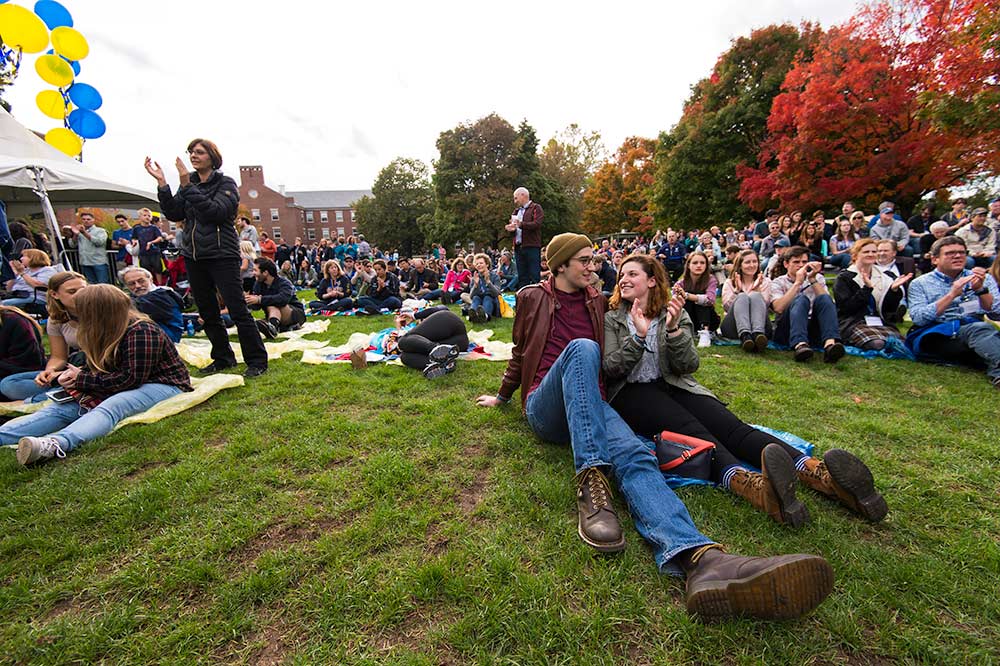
[652, 24, 817, 229]
[431, 114, 572, 249]
[581, 137, 657, 236]
[354, 158, 433, 257]
[540, 124, 607, 229]
[738, 0, 999, 214]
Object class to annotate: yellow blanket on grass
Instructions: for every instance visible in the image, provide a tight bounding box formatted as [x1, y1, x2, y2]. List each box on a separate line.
[300, 328, 514, 365]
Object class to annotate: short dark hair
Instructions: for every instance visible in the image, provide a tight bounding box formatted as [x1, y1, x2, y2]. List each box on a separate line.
[373, 259, 387, 269]
[253, 257, 278, 277]
[187, 138, 223, 169]
[781, 245, 811, 264]
[114, 214, 127, 221]
[930, 235, 966, 257]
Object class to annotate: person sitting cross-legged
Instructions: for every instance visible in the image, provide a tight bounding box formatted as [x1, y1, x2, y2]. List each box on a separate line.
[466, 253, 502, 323]
[770, 246, 845, 363]
[833, 239, 911, 352]
[356, 259, 402, 315]
[2, 284, 192, 466]
[906, 235, 1000, 389]
[245, 258, 306, 339]
[475, 232, 834, 621]
[308, 260, 354, 312]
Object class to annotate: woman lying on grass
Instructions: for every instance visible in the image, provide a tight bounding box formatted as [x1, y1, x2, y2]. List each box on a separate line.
[603, 253, 887, 527]
[2, 285, 192, 466]
[369, 305, 469, 379]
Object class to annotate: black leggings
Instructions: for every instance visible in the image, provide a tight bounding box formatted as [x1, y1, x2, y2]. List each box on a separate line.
[397, 310, 468, 370]
[610, 381, 803, 483]
[683, 301, 720, 332]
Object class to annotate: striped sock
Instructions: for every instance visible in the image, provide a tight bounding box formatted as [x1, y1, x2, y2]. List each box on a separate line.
[721, 465, 745, 490]
[793, 454, 810, 472]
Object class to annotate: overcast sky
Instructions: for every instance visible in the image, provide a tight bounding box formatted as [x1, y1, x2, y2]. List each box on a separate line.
[6, 1, 858, 195]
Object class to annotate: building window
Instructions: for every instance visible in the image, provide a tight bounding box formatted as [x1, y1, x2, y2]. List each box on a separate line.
[322, 228, 331, 239]
[251, 209, 261, 222]
[307, 229, 316, 240]
[337, 227, 345, 237]
[335, 210, 344, 223]
[352, 227, 357, 235]
[272, 227, 282, 239]
[306, 211, 314, 223]
[270, 208, 279, 221]
[320, 210, 329, 223]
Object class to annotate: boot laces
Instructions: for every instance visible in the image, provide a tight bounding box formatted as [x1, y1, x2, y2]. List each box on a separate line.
[586, 470, 611, 510]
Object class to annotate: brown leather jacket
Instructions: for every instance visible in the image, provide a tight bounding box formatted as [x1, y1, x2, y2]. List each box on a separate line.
[498, 277, 606, 409]
[512, 201, 544, 248]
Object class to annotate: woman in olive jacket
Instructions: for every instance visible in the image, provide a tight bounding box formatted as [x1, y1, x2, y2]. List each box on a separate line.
[603, 254, 886, 526]
[146, 139, 268, 377]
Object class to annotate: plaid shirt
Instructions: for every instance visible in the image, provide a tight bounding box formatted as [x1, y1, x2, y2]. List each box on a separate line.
[73, 320, 192, 407]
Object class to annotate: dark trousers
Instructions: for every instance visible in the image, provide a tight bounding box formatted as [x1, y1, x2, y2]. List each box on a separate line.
[611, 381, 804, 484]
[683, 301, 720, 332]
[515, 245, 541, 287]
[397, 310, 468, 370]
[186, 256, 268, 369]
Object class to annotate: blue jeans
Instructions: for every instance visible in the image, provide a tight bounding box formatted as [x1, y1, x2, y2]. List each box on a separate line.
[773, 293, 840, 348]
[515, 246, 541, 287]
[357, 296, 401, 313]
[471, 294, 498, 319]
[81, 263, 112, 285]
[0, 370, 49, 402]
[524, 339, 713, 574]
[958, 321, 1000, 381]
[1, 296, 41, 309]
[0, 383, 181, 452]
[827, 253, 852, 269]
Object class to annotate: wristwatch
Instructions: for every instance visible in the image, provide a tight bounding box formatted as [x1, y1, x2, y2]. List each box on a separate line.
[974, 288, 989, 296]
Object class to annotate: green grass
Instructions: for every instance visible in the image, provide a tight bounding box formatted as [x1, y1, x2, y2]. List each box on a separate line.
[1, 302, 998, 665]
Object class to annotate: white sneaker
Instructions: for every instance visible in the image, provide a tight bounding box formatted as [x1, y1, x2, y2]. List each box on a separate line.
[16, 436, 66, 466]
[697, 329, 712, 348]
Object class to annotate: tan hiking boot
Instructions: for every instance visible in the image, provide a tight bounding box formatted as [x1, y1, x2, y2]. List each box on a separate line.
[575, 467, 625, 553]
[684, 546, 834, 621]
[798, 450, 888, 522]
[728, 444, 809, 527]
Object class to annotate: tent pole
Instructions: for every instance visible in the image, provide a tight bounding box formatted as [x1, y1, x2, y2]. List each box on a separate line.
[30, 167, 69, 268]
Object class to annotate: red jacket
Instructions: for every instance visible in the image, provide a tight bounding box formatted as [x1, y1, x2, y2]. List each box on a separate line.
[498, 278, 606, 410]
[512, 201, 544, 248]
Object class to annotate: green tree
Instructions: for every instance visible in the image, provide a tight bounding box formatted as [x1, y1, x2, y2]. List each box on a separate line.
[354, 158, 433, 257]
[431, 114, 573, 249]
[652, 24, 817, 227]
[539, 124, 607, 230]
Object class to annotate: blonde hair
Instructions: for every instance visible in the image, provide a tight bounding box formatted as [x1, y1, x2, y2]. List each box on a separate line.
[21, 249, 51, 268]
[850, 237, 878, 261]
[46, 271, 87, 324]
[323, 259, 340, 279]
[239, 241, 256, 258]
[74, 285, 150, 373]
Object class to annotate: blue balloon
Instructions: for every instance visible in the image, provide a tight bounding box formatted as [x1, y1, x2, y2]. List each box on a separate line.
[68, 108, 106, 139]
[34, 0, 73, 29]
[68, 59, 80, 76]
[68, 82, 102, 110]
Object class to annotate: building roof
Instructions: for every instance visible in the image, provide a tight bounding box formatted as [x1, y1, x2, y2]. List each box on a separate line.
[285, 189, 371, 209]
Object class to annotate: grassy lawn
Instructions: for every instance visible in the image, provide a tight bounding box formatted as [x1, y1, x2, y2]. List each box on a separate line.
[1, 300, 998, 664]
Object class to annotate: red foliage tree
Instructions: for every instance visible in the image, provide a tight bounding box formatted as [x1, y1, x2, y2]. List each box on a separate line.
[739, 0, 999, 214]
[581, 137, 657, 235]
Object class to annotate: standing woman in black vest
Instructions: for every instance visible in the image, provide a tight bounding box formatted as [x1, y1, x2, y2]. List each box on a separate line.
[145, 139, 268, 377]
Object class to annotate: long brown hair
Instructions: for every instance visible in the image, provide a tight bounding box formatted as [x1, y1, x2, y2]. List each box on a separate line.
[730, 249, 760, 281]
[75, 285, 150, 373]
[608, 254, 670, 318]
[680, 251, 711, 295]
[45, 271, 87, 324]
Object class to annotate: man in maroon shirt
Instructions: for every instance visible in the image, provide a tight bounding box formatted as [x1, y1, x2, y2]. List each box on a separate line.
[476, 233, 833, 620]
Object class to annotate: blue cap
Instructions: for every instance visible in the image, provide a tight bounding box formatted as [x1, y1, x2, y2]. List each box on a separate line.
[879, 206, 894, 215]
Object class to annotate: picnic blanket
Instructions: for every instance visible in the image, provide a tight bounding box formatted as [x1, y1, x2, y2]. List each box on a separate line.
[655, 425, 814, 489]
[1, 374, 244, 449]
[301, 328, 514, 365]
[713, 335, 915, 361]
[178, 320, 332, 367]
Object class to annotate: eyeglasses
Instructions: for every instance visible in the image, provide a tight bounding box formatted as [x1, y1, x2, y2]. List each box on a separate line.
[569, 256, 597, 267]
[940, 250, 968, 257]
[188, 149, 209, 156]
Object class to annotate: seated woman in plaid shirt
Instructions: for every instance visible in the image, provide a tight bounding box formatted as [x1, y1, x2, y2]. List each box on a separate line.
[2, 285, 193, 466]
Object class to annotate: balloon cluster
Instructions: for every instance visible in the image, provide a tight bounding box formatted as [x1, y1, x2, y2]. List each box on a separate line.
[0, 0, 105, 157]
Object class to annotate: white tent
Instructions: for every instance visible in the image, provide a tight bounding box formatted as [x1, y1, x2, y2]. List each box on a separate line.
[0, 106, 157, 262]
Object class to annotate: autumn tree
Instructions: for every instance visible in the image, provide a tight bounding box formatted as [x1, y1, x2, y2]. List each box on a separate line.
[652, 24, 817, 229]
[738, 0, 999, 214]
[431, 114, 571, 249]
[581, 137, 657, 236]
[540, 124, 607, 228]
[353, 158, 433, 257]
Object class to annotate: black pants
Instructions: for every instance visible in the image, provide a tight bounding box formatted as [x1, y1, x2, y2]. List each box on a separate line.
[611, 381, 803, 484]
[397, 310, 468, 370]
[683, 301, 720, 332]
[186, 256, 268, 369]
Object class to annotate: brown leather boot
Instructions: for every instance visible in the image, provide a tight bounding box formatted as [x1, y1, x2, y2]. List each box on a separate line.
[728, 444, 809, 527]
[684, 545, 834, 621]
[798, 449, 888, 522]
[575, 467, 625, 553]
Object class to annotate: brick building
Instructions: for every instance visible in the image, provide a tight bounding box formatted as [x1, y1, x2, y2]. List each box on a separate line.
[236, 165, 369, 243]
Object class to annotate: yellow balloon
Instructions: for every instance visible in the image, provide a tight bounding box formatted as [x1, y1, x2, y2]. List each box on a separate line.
[50, 26, 90, 61]
[0, 4, 50, 53]
[45, 128, 83, 157]
[35, 55, 75, 88]
[36, 90, 69, 120]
